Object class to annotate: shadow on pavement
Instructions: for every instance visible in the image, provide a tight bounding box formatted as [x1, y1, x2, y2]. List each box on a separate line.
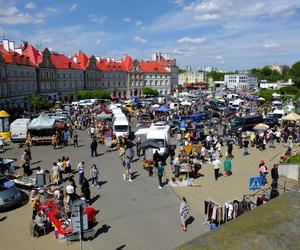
[92, 224, 111, 240]
[115, 244, 126, 250]
[0, 216, 7, 222]
[186, 216, 195, 227]
[90, 194, 100, 205]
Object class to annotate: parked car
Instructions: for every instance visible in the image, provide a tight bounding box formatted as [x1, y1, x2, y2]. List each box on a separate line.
[264, 117, 279, 128]
[0, 174, 22, 210]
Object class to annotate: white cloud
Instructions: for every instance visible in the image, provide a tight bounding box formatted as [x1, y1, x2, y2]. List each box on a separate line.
[134, 36, 148, 44]
[0, 2, 44, 25]
[25, 2, 36, 10]
[123, 17, 131, 22]
[173, 0, 185, 7]
[269, 3, 296, 17]
[177, 37, 206, 44]
[95, 39, 102, 45]
[194, 13, 219, 21]
[69, 4, 78, 12]
[263, 42, 287, 52]
[216, 55, 223, 60]
[136, 20, 143, 27]
[90, 14, 107, 23]
[45, 6, 57, 13]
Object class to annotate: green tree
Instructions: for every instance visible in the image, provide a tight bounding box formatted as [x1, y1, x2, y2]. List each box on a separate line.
[179, 69, 187, 74]
[290, 61, 300, 86]
[27, 94, 52, 112]
[208, 71, 225, 81]
[143, 87, 159, 96]
[93, 90, 111, 99]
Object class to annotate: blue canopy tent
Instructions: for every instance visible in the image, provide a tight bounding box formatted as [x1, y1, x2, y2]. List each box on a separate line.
[154, 105, 171, 112]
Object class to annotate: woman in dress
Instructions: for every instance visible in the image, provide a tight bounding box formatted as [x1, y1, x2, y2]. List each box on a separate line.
[179, 197, 190, 231]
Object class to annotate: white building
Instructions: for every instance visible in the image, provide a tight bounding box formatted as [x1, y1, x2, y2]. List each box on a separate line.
[178, 71, 204, 85]
[224, 74, 258, 92]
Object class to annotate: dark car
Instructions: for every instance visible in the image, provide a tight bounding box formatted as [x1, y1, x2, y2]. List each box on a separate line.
[0, 174, 22, 210]
[230, 115, 264, 134]
[264, 117, 279, 128]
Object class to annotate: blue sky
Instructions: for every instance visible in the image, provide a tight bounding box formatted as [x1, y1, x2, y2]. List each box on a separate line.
[1, 0, 300, 70]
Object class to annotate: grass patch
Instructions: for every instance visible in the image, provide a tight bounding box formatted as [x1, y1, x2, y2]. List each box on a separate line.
[288, 154, 300, 163]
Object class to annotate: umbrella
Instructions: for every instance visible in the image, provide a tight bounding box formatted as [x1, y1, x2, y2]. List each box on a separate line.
[151, 104, 160, 108]
[253, 123, 269, 132]
[155, 105, 171, 112]
[282, 112, 300, 121]
[138, 140, 160, 150]
[96, 112, 112, 120]
[272, 100, 282, 105]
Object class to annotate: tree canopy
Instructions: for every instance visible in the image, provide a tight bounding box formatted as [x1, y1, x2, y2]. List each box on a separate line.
[27, 94, 52, 112]
[143, 87, 159, 96]
[75, 90, 111, 100]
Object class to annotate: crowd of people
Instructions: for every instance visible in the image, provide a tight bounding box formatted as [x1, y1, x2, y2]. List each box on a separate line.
[13, 92, 299, 236]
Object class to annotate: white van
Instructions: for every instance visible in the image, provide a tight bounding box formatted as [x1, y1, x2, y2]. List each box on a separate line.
[71, 101, 79, 110]
[113, 113, 126, 123]
[146, 124, 170, 155]
[113, 117, 129, 137]
[10, 118, 31, 142]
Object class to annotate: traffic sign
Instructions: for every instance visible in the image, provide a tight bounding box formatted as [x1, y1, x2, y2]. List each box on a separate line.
[249, 177, 262, 191]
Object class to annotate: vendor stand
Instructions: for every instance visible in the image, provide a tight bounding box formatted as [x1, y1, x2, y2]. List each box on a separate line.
[40, 199, 72, 236]
[0, 157, 17, 174]
[28, 114, 56, 144]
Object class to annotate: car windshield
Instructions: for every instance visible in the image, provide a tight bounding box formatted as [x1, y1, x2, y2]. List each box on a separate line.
[232, 118, 245, 127]
[114, 125, 128, 132]
[0, 178, 15, 191]
[149, 139, 164, 147]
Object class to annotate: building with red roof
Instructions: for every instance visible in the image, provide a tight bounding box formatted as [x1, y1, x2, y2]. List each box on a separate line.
[0, 38, 179, 107]
[0, 39, 38, 107]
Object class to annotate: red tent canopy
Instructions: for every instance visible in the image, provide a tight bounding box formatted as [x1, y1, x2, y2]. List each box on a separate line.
[96, 108, 111, 115]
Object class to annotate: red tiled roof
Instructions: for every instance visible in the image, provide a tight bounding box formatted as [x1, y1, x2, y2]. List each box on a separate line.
[140, 61, 170, 73]
[50, 53, 84, 70]
[22, 44, 42, 66]
[0, 43, 31, 65]
[73, 51, 89, 69]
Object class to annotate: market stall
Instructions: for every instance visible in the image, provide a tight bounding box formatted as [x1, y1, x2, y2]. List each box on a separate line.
[28, 114, 56, 144]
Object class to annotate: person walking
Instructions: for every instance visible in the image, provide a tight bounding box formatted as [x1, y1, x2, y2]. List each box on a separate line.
[224, 156, 232, 177]
[259, 160, 268, 186]
[179, 197, 190, 232]
[123, 156, 132, 182]
[90, 164, 100, 188]
[77, 161, 85, 185]
[81, 177, 91, 205]
[157, 161, 164, 189]
[135, 136, 141, 158]
[243, 138, 249, 156]
[90, 139, 98, 157]
[52, 162, 60, 185]
[212, 157, 221, 181]
[73, 131, 79, 147]
[52, 134, 58, 149]
[63, 130, 69, 146]
[227, 139, 233, 158]
[271, 164, 279, 188]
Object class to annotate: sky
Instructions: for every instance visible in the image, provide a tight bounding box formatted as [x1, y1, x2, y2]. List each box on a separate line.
[0, 0, 300, 70]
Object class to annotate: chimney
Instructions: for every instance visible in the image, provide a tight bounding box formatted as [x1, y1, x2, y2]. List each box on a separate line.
[3, 39, 9, 51]
[15, 48, 22, 55]
[9, 41, 15, 52]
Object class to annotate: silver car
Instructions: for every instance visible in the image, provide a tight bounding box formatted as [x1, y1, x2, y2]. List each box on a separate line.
[0, 174, 22, 210]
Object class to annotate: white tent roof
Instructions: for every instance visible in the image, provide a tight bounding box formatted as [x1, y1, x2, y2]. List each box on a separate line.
[135, 128, 149, 135]
[28, 114, 55, 130]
